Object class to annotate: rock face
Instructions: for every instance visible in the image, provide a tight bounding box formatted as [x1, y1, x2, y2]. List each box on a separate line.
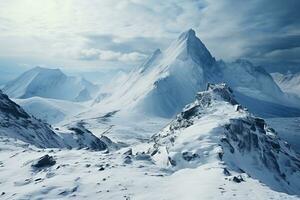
[0, 90, 110, 150]
[0, 90, 65, 148]
[31, 155, 56, 168]
[150, 83, 300, 195]
[65, 122, 108, 151]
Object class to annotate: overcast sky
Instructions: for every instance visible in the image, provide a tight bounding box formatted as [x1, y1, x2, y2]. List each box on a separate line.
[0, 0, 299, 72]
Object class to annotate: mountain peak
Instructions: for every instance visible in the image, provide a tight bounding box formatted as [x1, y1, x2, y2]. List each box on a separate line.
[165, 29, 215, 66]
[178, 28, 196, 40]
[31, 66, 63, 74]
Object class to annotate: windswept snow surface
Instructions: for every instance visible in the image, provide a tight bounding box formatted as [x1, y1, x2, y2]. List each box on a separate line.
[1, 29, 300, 200]
[0, 90, 110, 150]
[15, 97, 88, 125]
[0, 84, 300, 199]
[3, 67, 99, 102]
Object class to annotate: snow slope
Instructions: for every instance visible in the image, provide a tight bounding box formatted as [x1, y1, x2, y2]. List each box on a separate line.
[15, 97, 87, 125]
[0, 90, 65, 148]
[3, 67, 99, 102]
[266, 117, 300, 154]
[91, 29, 300, 119]
[272, 72, 300, 98]
[0, 90, 110, 150]
[0, 84, 299, 199]
[149, 83, 300, 195]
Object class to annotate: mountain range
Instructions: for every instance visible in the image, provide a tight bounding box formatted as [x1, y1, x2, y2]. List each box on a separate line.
[0, 29, 299, 199]
[91, 29, 300, 118]
[2, 66, 99, 102]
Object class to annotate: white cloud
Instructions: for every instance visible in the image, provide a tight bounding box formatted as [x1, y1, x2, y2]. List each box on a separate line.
[0, 0, 299, 69]
[78, 48, 146, 63]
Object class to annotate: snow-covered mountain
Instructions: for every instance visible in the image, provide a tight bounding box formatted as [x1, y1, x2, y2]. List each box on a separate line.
[3, 67, 99, 102]
[15, 97, 87, 125]
[149, 83, 300, 195]
[0, 90, 110, 150]
[92, 29, 300, 118]
[1, 84, 299, 199]
[271, 72, 300, 98]
[0, 90, 65, 148]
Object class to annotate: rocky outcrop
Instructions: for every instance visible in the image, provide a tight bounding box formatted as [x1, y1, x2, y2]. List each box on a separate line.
[149, 83, 300, 195]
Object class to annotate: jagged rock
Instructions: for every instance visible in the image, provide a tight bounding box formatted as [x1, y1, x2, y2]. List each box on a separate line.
[232, 175, 244, 183]
[66, 122, 107, 151]
[124, 156, 132, 164]
[31, 155, 56, 168]
[150, 83, 300, 195]
[223, 168, 231, 176]
[123, 148, 133, 156]
[182, 152, 199, 161]
[0, 90, 65, 148]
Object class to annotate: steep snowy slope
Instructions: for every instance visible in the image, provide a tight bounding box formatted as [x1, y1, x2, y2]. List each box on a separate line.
[15, 97, 87, 125]
[272, 72, 300, 98]
[149, 83, 300, 195]
[3, 67, 99, 102]
[220, 59, 284, 102]
[0, 90, 65, 148]
[91, 29, 299, 118]
[0, 90, 109, 150]
[0, 85, 299, 199]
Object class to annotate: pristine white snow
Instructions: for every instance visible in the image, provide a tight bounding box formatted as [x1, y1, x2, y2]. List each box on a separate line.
[89, 29, 300, 119]
[1, 29, 300, 200]
[272, 72, 300, 98]
[3, 67, 99, 102]
[15, 97, 88, 125]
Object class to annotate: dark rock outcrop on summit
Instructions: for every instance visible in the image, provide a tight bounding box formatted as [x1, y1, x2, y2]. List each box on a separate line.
[150, 83, 300, 195]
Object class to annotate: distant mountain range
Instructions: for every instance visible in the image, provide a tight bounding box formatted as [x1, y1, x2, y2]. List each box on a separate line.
[91, 29, 300, 118]
[2, 66, 99, 102]
[272, 72, 300, 99]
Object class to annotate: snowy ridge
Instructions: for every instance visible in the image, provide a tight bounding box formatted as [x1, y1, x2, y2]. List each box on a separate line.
[0, 90, 65, 148]
[0, 90, 110, 150]
[91, 29, 300, 119]
[149, 83, 300, 195]
[272, 72, 300, 98]
[3, 67, 99, 102]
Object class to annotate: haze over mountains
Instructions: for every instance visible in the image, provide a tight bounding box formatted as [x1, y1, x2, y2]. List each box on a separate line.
[0, 29, 300, 199]
[2, 66, 99, 102]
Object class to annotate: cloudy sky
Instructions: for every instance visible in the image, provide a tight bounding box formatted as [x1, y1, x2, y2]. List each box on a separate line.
[0, 0, 299, 73]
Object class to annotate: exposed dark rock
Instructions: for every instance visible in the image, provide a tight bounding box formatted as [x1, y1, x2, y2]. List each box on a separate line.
[223, 168, 231, 176]
[98, 167, 105, 171]
[31, 155, 56, 168]
[232, 175, 244, 183]
[124, 156, 132, 164]
[182, 152, 199, 161]
[123, 148, 133, 156]
[168, 157, 176, 166]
